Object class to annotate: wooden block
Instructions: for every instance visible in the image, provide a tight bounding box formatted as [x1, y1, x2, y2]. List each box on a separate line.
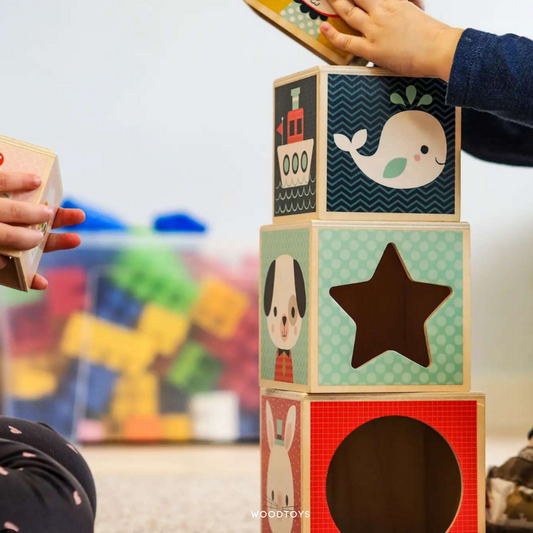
[138, 304, 190, 355]
[0, 135, 63, 291]
[191, 278, 249, 339]
[261, 389, 485, 533]
[273, 66, 461, 223]
[242, 0, 364, 66]
[260, 221, 470, 393]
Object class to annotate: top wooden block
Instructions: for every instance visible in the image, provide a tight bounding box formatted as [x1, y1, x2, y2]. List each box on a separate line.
[243, 0, 365, 65]
[273, 66, 461, 223]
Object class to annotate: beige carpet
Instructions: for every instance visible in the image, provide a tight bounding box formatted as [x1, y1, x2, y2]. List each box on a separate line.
[83, 436, 523, 533]
[85, 445, 260, 533]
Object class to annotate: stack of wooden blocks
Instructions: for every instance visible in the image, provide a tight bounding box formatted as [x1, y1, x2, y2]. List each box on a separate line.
[259, 66, 485, 533]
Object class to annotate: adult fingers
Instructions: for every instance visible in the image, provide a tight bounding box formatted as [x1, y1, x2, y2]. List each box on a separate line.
[0, 172, 41, 193]
[327, 0, 370, 30]
[329, 0, 376, 14]
[31, 273, 48, 291]
[0, 198, 53, 225]
[52, 208, 85, 229]
[44, 232, 82, 253]
[321, 23, 369, 58]
[0, 223, 44, 251]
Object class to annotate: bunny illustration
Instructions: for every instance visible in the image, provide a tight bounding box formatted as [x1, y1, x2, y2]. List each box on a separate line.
[265, 401, 297, 533]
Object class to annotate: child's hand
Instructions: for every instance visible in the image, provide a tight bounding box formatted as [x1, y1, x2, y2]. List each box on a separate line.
[320, 0, 463, 81]
[0, 171, 85, 290]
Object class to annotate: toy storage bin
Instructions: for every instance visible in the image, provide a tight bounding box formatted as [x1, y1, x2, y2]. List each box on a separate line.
[0, 231, 260, 443]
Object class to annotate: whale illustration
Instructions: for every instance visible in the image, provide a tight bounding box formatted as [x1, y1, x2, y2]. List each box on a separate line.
[334, 110, 448, 190]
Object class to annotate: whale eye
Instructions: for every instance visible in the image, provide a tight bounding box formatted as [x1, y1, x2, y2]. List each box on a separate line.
[421, 145, 429, 155]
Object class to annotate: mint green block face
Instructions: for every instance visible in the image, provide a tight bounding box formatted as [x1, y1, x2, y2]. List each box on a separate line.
[318, 228, 465, 387]
[261, 229, 310, 385]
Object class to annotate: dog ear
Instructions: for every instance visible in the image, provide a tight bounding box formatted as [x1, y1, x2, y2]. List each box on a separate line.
[293, 259, 306, 318]
[264, 260, 276, 316]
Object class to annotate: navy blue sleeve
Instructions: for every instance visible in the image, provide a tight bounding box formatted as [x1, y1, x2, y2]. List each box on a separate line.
[446, 29, 533, 167]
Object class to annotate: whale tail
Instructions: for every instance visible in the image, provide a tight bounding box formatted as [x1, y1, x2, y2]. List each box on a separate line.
[334, 130, 368, 154]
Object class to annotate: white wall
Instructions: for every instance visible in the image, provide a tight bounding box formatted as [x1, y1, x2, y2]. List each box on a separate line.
[0, 0, 532, 431]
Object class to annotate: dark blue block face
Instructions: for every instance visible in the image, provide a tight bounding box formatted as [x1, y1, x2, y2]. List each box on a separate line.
[95, 278, 144, 328]
[86, 364, 119, 416]
[327, 74, 457, 216]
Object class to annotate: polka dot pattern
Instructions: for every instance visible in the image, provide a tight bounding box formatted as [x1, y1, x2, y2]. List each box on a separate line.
[280, 4, 323, 37]
[261, 229, 310, 385]
[318, 228, 465, 386]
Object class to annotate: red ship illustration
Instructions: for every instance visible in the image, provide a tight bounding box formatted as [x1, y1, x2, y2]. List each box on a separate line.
[276, 87, 315, 189]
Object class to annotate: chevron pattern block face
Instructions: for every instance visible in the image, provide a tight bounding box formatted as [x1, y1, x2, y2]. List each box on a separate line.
[273, 67, 460, 224]
[260, 222, 471, 394]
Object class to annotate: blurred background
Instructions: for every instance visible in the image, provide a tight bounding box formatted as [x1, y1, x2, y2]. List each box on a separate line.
[0, 0, 531, 530]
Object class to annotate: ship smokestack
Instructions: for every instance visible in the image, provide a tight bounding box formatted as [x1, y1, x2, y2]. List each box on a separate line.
[291, 88, 301, 111]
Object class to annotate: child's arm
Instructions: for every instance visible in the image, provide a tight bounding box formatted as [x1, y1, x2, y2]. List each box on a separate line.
[321, 1, 533, 128]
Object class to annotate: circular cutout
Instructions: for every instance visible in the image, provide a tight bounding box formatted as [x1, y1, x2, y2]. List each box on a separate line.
[326, 416, 462, 533]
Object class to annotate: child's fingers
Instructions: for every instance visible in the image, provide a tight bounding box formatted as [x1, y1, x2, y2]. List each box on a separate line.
[0, 223, 44, 251]
[52, 208, 85, 229]
[321, 23, 369, 58]
[43, 232, 82, 253]
[30, 274, 48, 291]
[328, 0, 370, 28]
[0, 172, 41, 193]
[330, 0, 376, 14]
[0, 198, 54, 225]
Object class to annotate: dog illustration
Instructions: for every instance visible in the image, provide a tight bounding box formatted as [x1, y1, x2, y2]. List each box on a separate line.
[264, 254, 306, 383]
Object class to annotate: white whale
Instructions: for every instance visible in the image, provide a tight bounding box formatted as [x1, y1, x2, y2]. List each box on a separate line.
[334, 110, 448, 190]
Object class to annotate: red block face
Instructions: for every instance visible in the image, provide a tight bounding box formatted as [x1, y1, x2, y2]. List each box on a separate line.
[261, 391, 484, 533]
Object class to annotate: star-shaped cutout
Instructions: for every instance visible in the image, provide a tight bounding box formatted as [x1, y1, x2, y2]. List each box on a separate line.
[329, 243, 452, 369]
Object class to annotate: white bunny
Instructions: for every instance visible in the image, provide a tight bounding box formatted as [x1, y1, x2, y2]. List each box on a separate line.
[265, 401, 297, 533]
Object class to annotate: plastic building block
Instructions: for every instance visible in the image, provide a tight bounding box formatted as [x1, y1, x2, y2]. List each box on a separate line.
[85, 364, 119, 417]
[149, 354, 176, 377]
[159, 380, 189, 414]
[95, 277, 144, 328]
[153, 212, 207, 233]
[10, 358, 59, 400]
[190, 391, 240, 442]
[110, 248, 199, 313]
[7, 302, 55, 355]
[61, 313, 157, 374]
[110, 373, 159, 421]
[161, 414, 192, 441]
[0, 285, 45, 308]
[191, 278, 249, 339]
[60, 198, 127, 232]
[46, 267, 88, 317]
[239, 408, 260, 441]
[196, 304, 258, 364]
[166, 343, 222, 395]
[220, 357, 259, 411]
[137, 304, 189, 355]
[123, 416, 163, 442]
[77, 419, 106, 443]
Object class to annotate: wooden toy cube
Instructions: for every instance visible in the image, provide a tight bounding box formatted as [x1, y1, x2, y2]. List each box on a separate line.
[0, 135, 63, 291]
[273, 66, 461, 223]
[261, 389, 485, 533]
[243, 0, 364, 66]
[260, 221, 470, 393]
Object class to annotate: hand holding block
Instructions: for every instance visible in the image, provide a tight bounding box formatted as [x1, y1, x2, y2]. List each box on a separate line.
[243, 0, 364, 66]
[0, 135, 63, 291]
[261, 221, 470, 393]
[273, 67, 460, 223]
[261, 389, 485, 533]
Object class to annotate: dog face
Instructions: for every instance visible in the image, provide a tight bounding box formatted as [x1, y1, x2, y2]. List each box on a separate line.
[264, 254, 306, 351]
